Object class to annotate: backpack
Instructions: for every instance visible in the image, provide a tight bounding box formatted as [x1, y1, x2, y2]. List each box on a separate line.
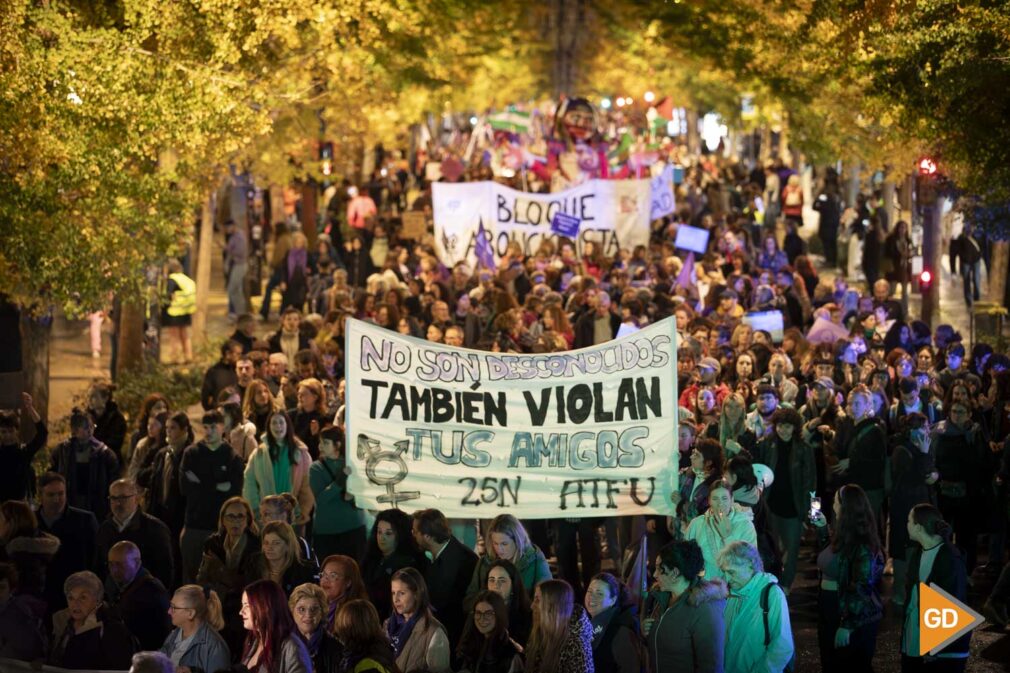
[761, 582, 796, 673]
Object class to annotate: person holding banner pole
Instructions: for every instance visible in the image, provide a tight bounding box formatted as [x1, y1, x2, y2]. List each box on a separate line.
[465, 514, 551, 613]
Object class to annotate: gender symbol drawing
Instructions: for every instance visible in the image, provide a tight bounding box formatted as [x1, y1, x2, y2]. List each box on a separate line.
[356, 434, 421, 508]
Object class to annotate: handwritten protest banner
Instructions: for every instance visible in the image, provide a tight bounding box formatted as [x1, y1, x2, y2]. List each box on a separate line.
[345, 317, 679, 518]
[432, 178, 652, 266]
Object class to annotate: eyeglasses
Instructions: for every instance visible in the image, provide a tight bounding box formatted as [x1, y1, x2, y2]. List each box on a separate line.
[474, 610, 496, 620]
[320, 572, 346, 581]
[168, 604, 194, 612]
[108, 494, 137, 502]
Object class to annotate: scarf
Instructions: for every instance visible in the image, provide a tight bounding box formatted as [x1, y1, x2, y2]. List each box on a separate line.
[384, 611, 421, 657]
[304, 625, 325, 657]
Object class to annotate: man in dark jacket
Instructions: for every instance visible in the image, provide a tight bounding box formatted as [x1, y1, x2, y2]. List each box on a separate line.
[178, 410, 245, 583]
[412, 508, 478, 652]
[951, 220, 983, 307]
[49, 409, 120, 521]
[833, 385, 888, 527]
[104, 541, 171, 650]
[200, 340, 242, 410]
[573, 289, 620, 349]
[36, 472, 100, 615]
[0, 392, 47, 502]
[96, 479, 175, 589]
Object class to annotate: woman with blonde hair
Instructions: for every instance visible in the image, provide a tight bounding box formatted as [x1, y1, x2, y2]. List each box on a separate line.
[288, 583, 342, 673]
[465, 514, 551, 608]
[160, 584, 231, 673]
[258, 521, 319, 596]
[243, 380, 280, 438]
[291, 378, 326, 460]
[526, 579, 593, 673]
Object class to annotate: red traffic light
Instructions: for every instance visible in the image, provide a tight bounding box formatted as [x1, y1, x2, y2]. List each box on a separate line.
[918, 156, 937, 176]
[920, 269, 932, 284]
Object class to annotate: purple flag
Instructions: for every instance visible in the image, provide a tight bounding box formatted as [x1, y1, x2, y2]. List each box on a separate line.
[676, 251, 695, 290]
[475, 217, 496, 270]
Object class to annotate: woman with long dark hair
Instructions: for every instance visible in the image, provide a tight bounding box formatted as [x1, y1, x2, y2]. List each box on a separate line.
[526, 580, 593, 673]
[383, 567, 450, 673]
[127, 393, 170, 466]
[333, 599, 400, 673]
[243, 410, 314, 530]
[810, 484, 884, 671]
[485, 558, 533, 647]
[361, 509, 427, 618]
[900, 504, 970, 671]
[239, 579, 312, 673]
[456, 590, 523, 673]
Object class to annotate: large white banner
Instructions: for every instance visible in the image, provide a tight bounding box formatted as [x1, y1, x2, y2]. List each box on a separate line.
[345, 317, 678, 519]
[432, 179, 652, 266]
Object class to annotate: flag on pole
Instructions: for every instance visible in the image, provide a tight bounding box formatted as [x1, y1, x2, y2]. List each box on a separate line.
[488, 111, 532, 134]
[475, 217, 496, 270]
[625, 534, 650, 615]
[676, 251, 696, 290]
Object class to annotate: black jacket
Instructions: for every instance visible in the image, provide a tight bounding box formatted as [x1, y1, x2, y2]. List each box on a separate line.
[256, 556, 320, 596]
[845, 417, 888, 492]
[363, 549, 429, 620]
[49, 603, 137, 671]
[38, 506, 100, 614]
[573, 309, 620, 349]
[96, 510, 175, 589]
[179, 441, 245, 530]
[425, 536, 479, 648]
[902, 541, 971, 656]
[104, 568, 172, 650]
[49, 437, 120, 521]
[0, 420, 47, 502]
[140, 444, 187, 537]
[92, 401, 128, 464]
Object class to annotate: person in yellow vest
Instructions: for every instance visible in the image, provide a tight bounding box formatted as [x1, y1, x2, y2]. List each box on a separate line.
[163, 258, 196, 363]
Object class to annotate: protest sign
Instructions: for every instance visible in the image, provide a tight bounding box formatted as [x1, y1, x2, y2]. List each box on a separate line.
[400, 211, 429, 240]
[650, 165, 676, 220]
[551, 211, 581, 238]
[432, 178, 652, 266]
[345, 317, 679, 518]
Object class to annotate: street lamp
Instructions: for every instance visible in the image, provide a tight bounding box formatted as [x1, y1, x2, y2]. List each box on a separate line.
[616, 97, 626, 107]
[600, 97, 612, 109]
[644, 91, 655, 103]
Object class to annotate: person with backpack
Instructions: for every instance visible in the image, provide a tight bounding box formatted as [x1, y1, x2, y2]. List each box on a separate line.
[717, 540, 795, 673]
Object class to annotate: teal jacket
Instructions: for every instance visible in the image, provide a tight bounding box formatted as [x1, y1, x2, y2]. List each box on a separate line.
[308, 457, 366, 534]
[464, 544, 551, 609]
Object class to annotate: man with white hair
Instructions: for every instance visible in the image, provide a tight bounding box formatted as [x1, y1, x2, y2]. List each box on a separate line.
[130, 651, 174, 673]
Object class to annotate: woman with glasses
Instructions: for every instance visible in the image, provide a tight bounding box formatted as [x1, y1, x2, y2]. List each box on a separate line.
[288, 583, 343, 673]
[455, 590, 523, 673]
[258, 521, 319, 596]
[197, 497, 262, 656]
[318, 554, 367, 633]
[239, 580, 312, 673]
[160, 584, 230, 673]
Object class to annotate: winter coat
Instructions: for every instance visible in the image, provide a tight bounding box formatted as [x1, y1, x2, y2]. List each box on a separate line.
[753, 435, 818, 519]
[591, 602, 644, 673]
[931, 420, 988, 501]
[49, 603, 137, 671]
[2, 531, 60, 599]
[160, 620, 231, 673]
[889, 433, 936, 560]
[363, 549, 429, 620]
[686, 509, 757, 582]
[844, 417, 888, 493]
[201, 361, 238, 411]
[49, 437, 120, 521]
[0, 420, 47, 502]
[243, 439, 315, 526]
[103, 567, 171, 650]
[723, 572, 794, 673]
[244, 634, 312, 673]
[92, 401, 128, 464]
[387, 614, 451, 673]
[0, 593, 47, 661]
[528, 604, 593, 673]
[142, 444, 187, 537]
[96, 511, 175, 589]
[309, 456, 367, 535]
[38, 506, 99, 614]
[179, 441, 245, 531]
[646, 579, 727, 673]
[257, 556, 320, 597]
[901, 541, 970, 657]
[465, 545, 552, 611]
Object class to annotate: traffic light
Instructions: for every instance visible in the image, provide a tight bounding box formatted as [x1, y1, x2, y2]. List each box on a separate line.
[917, 156, 938, 176]
[919, 269, 933, 292]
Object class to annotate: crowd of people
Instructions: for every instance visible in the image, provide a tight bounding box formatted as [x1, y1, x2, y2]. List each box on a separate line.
[1, 146, 1009, 673]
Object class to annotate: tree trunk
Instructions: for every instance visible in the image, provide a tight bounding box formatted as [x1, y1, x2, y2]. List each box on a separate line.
[778, 112, 791, 165]
[845, 161, 861, 209]
[21, 312, 51, 428]
[115, 298, 146, 378]
[192, 193, 215, 347]
[989, 240, 1009, 304]
[686, 109, 701, 156]
[550, 0, 586, 97]
[301, 182, 318, 246]
[882, 180, 897, 230]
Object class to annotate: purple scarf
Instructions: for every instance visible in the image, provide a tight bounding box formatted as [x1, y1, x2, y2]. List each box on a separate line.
[384, 612, 421, 657]
[288, 248, 308, 278]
